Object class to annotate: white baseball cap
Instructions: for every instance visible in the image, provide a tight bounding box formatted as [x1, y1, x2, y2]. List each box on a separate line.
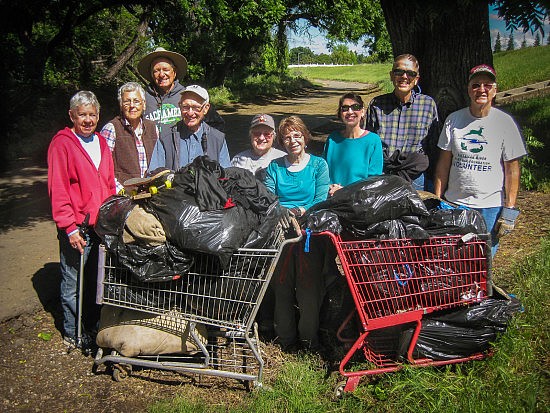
[181, 85, 209, 103]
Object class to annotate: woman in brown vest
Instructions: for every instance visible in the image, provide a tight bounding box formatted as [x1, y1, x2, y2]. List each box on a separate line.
[100, 82, 159, 193]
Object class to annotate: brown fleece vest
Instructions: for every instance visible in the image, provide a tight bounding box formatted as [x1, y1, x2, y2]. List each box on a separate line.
[111, 116, 158, 184]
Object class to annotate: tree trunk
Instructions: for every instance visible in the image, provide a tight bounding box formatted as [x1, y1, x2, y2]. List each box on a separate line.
[105, 8, 151, 81]
[380, 0, 492, 120]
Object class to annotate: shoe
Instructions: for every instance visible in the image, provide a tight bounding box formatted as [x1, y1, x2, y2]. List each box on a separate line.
[63, 334, 97, 355]
[63, 335, 78, 349]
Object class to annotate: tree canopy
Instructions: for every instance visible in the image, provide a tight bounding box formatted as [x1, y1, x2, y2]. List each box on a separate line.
[1, 0, 548, 132]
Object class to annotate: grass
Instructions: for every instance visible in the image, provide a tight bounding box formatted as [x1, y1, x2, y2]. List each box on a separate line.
[493, 45, 550, 91]
[501, 95, 550, 192]
[290, 63, 393, 93]
[290, 45, 550, 93]
[149, 237, 550, 412]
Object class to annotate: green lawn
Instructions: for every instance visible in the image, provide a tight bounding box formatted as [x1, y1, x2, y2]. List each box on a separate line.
[290, 45, 550, 92]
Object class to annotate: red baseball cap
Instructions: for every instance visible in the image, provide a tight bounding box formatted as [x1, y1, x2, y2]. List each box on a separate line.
[469, 64, 496, 81]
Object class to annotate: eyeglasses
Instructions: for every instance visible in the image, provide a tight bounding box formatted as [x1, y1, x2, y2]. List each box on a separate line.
[340, 104, 363, 112]
[180, 103, 206, 113]
[122, 99, 143, 107]
[470, 82, 496, 91]
[392, 68, 418, 78]
[252, 131, 274, 140]
[282, 132, 304, 143]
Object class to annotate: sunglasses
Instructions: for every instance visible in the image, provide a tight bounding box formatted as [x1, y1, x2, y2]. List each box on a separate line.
[252, 131, 274, 139]
[470, 82, 496, 91]
[392, 68, 418, 78]
[340, 104, 363, 112]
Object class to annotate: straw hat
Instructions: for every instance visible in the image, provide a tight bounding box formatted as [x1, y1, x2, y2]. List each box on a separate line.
[137, 47, 188, 84]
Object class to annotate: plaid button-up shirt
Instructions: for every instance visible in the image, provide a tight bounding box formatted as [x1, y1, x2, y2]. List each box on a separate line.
[366, 91, 439, 156]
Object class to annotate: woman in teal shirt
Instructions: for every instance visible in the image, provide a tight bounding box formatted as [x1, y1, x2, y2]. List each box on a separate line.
[324, 93, 383, 196]
[264, 116, 332, 352]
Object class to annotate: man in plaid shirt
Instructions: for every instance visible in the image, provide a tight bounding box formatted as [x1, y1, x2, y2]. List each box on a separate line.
[366, 54, 439, 191]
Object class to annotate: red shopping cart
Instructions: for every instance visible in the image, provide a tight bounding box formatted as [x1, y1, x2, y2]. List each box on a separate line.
[93, 221, 301, 389]
[324, 232, 492, 393]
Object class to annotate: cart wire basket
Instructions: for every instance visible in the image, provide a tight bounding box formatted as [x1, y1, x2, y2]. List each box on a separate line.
[94, 221, 302, 389]
[324, 232, 492, 393]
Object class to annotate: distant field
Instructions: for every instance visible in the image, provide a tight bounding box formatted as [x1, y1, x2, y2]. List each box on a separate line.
[290, 64, 392, 92]
[291, 45, 550, 92]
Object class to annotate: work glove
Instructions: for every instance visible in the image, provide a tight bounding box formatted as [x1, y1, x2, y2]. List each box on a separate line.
[495, 207, 520, 239]
[278, 207, 293, 230]
[288, 207, 302, 218]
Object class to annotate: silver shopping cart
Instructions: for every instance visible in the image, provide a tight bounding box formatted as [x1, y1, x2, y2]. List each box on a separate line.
[93, 222, 301, 389]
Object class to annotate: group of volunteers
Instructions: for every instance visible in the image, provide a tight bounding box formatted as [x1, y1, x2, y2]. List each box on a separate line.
[47, 47, 526, 353]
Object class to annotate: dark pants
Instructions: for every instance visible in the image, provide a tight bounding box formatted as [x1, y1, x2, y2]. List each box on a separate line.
[272, 235, 337, 349]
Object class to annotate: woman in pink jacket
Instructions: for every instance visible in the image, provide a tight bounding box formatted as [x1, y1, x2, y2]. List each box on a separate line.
[47, 91, 116, 351]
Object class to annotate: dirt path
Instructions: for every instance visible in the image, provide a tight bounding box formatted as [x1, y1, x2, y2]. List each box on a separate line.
[0, 80, 548, 413]
[0, 79, 376, 323]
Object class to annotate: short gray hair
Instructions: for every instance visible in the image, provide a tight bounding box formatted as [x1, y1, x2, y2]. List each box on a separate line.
[117, 82, 146, 104]
[69, 91, 100, 112]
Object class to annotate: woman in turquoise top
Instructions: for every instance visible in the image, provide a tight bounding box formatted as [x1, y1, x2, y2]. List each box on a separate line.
[265, 116, 329, 217]
[324, 93, 383, 196]
[264, 116, 333, 352]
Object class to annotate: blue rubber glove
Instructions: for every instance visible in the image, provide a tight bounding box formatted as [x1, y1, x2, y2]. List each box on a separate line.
[495, 207, 520, 239]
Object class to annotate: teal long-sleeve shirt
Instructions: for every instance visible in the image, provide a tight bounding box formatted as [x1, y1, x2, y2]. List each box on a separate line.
[323, 130, 384, 186]
[264, 154, 329, 210]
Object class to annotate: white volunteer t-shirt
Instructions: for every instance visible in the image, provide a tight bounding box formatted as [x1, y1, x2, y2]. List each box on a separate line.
[438, 107, 526, 208]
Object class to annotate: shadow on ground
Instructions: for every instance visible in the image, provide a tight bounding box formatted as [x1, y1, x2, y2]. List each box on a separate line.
[0, 161, 51, 233]
[32, 262, 64, 334]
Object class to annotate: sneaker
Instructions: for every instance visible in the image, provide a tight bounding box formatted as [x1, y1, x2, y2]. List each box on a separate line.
[63, 335, 78, 350]
[63, 334, 97, 354]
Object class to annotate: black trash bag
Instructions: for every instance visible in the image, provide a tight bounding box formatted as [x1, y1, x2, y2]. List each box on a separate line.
[319, 275, 355, 333]
[103, 279, 181, 310]
[421, 208, 488, 236]
[146, 185, 257, 269]
[96, 195, 194, 283]
[304, 175, 429, 230]
[242, 200, 287, 248]
[302, 209, 343, 234]
[222, 166, 285, 248]
[349, 215, 430, 240]
[397, 295, 522, 361]
[147, 158, 284, 263]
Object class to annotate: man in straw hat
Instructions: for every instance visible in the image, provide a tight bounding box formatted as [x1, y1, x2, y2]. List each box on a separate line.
[137, 47, 224, 149]
[434, 64, 526, 256]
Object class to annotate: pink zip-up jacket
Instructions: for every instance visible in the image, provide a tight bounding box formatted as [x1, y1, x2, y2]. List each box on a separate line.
[47, 127, 116, 235]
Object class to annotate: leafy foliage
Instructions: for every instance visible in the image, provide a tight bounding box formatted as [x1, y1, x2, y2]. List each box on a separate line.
[493, 0, 548, 35]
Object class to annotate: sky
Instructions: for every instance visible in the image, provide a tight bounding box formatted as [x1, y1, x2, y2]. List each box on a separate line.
[288, 5, 549, 54]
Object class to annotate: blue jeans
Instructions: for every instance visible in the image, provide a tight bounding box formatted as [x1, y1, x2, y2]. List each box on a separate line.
[472, 206, 503, 257]
[58, 229, 100, 339]
[411, 173, 425, 191]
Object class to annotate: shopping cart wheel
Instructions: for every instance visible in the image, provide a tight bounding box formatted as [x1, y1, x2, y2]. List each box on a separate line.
[334, 380, 348, 399]
[112, 363, 132, 381]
